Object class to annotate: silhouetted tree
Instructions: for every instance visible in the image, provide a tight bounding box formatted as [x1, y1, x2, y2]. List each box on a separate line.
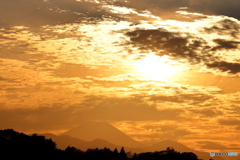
[0, 129, 202, 160]
[126, 151, 133, 159]
[0, 129, 61, 160]
[65, 146, 84, 160]
[120, 147, 128, 160]
[114, 148, 118, 154]
[133, 147, 199, 160]
[131, 153, 137, 160]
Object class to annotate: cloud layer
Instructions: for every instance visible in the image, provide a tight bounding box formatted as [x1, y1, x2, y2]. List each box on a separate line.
[1, 0, 240, 154]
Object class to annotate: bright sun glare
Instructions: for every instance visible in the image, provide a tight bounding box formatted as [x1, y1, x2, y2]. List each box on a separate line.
[135, 53, 182, 81]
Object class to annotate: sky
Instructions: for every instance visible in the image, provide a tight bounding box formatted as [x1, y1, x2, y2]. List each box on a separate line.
[0, 0, 240, 154]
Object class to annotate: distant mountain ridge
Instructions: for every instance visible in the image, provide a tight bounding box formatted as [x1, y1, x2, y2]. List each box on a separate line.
[144, 139, 225, 160]
[57, 121, 225, 160]
[60, 121, 143, 148]
[43, 134, 225, 160]
[42, 133, 145, 153]
[144, 139, 193, 152]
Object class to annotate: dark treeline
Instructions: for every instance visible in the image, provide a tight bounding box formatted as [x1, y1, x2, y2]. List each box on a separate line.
[0, 129, 206, 160]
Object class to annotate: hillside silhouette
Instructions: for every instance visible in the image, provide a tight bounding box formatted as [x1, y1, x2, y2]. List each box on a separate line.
[43, 133, 145, 153]
[61, 121, 143, 148]
[60, 121, 225, 160]
[42, 133, 226, 160]
[0, 129, 205, 160]
[144, 139, 225, 160]
[0, 129, 61, 160]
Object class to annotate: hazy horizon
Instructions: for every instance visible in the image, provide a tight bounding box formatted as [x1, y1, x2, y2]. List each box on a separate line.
[0, 127, 227, 160]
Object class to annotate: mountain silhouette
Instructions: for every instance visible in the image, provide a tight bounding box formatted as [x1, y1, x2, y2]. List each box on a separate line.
[42, 133, 89, 150]
[42, 133, 145, 153]
[60, 121, 144, 148]
[145, 139, 225, 160]
[144, 139, 193, 152]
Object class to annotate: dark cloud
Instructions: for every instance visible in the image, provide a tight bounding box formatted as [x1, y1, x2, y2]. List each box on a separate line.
[218, 119, 240, 126]
[0, 35, 16, 41]
[235, 126, 240, 130]
[125, 25, 240, 74]
[126, 28, 212, 64]
[211, 39, 240, 51]
[206, 61, 240, 74]
[0, 76, 9, 81]
[203, 0, 240, 20]
[114, 0, 188, 15]
[115, 0, 240, 20]
[0, 0, 120, 28]
[204, 19, 240, 38]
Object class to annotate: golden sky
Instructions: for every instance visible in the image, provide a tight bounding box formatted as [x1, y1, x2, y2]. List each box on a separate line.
[0, 0, 240, 155]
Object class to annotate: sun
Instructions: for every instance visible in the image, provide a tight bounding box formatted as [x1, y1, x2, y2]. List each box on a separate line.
[134, 53, 182, 81]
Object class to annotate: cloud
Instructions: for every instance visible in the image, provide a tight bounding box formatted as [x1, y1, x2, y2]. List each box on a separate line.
[206, 61, 240, 74]
[0, 106, 75, 132]
[159, 125, 176, 132]
[116, 0, 240, 20]
[0, 0, 118, 28]
[236, 126, 240, 130]
[53, 63, 102, 78]
[85, 74, 141, 82]
[204, 19, 240, 38]
[0, 95, 185, 132]
[218, 119, 240, 126]
[115, 0, 188, 13]
[203, 0, 240, 20]
[131, 125, 193, 140]
[141, 123, 193, 137]
[197, 141, 228, 150]
[0, 89, 239, 143]
[125, 28, 212, 64]
[125, 19, 240, 75]
[197, 140, 240, 150]
[189, 108, 223, 117]
[211, 39, 240, 51]
[0, 0, 240, 149]
[118, 121, 195, 141]
[149, 94, 213, 105]
[79, 95, 185, 121]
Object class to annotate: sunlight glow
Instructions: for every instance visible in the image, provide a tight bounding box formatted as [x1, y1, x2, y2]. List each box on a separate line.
[134, 53, 183, 81]
[104, 5, 137, 14]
